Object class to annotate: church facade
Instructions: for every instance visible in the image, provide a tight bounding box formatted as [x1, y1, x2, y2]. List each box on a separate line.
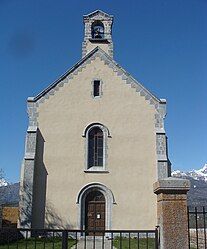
[19, 10, 170, 231]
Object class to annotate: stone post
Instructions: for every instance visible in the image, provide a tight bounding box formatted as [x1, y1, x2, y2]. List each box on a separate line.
[153, 177, 190, 249]
[19, 126, 38, 229]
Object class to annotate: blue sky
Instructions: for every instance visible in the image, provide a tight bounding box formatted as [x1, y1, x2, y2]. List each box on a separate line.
[0, 0, 206, 183]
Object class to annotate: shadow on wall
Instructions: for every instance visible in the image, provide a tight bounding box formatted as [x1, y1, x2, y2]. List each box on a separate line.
[45, 201, 74, 229]
[31, 129, 47, 228]
[19, 129, 74, 229]
[19, 182, 74, 229]
[19, 129, 47, 228]
[19, 181, 33, 228]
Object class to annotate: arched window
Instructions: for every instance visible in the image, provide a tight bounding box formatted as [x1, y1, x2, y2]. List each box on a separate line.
[91, 21, 104, 39]
[88, 127, 103, 168]
[83, 123, 110, 172]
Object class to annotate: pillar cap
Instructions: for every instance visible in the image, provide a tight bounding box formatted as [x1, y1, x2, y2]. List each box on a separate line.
[27, 126, 37, 132]
[153, 177, 190, 194]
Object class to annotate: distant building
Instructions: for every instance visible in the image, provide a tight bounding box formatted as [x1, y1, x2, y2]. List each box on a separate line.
[0, 203, 19, 228]
[19, 10, 170, 230]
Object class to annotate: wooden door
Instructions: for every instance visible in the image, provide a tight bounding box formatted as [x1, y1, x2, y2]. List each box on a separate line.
[85, 191, 105, 235]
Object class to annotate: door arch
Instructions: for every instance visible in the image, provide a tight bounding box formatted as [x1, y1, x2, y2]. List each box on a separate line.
[77, 183, 116, 231]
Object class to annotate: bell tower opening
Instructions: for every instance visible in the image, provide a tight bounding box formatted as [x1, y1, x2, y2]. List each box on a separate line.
[82, 10, 113, 58]
[91, 21, 104, 39]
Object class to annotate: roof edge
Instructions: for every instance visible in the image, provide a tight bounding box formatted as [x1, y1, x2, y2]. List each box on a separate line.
[28, 46, 162, 105]
[98, 48, 161, 103]
[83, 9, 113, 18]
[28, 47, 100, 102]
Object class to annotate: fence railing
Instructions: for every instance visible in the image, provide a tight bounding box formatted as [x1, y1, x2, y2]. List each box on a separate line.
[188, 206, 207, 249]
[0, 228, 159, 249]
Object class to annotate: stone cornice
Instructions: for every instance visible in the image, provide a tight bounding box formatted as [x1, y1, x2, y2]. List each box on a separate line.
[153, 177, 190, 194]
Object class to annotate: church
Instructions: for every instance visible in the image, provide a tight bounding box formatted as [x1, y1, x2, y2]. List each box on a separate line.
[19, 10, 171, 231]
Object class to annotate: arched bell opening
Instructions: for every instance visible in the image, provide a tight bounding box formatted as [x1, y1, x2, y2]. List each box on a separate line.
[91, 21, 104, 39]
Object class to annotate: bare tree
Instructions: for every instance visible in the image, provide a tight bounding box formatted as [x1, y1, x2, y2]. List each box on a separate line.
[0, 169, 8, 187]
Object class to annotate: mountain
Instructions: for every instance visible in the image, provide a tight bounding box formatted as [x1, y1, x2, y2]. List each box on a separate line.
[0, 177, 8, 187]
[172, 164, 207, 182]
[172, 164, 207, 207]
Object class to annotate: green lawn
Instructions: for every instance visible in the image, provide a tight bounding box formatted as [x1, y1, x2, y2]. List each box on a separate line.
[0, 236, 196, 249]
[113, 237, 156, 249]
[113, 237, 197, 249]
[0, 237, 76, 249]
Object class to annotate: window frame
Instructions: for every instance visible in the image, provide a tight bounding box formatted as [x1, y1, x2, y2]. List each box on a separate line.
[88, 127, 104, 168]
[83, 123, 110, 172]
[91, 79, 103, 98]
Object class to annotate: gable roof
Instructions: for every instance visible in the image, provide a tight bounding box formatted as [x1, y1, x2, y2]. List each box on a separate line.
[83, 10, 113, 19]
[28, 47, 163, 108]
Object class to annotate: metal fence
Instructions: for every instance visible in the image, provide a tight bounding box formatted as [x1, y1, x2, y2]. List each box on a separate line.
[0, 228, 159, 249]
[188, 207, 207, 249]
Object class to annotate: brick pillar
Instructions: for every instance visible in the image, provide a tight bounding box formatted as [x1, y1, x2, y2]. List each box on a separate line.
[153, 177, 190, 249]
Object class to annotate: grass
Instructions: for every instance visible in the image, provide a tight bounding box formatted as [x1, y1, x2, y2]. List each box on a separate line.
[112, 237, 198, 249]
[113, 237, 156, 249]
[0, 236, 196, 249]
[0, 237, 76, 249]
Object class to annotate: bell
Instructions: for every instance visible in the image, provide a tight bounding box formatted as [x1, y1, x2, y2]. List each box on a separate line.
[94, 29, 102, 39]
[93, 26, 104, 39]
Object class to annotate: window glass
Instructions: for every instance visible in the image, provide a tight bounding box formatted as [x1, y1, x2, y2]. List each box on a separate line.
[88, 127, 103, 168]
[93, 80, 100, 97]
